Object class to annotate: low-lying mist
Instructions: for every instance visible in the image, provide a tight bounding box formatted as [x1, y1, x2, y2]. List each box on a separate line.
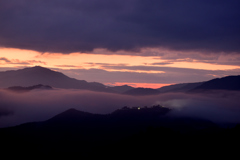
[0, 89, 240, 128]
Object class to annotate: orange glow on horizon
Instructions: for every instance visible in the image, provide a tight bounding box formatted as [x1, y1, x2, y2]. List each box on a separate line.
[1, 47, 240, 89]
[1, 48, 239, 71]
[105, 82, 172, 89]
[103, 69, 165, 74]
[165, 61, 238, 70]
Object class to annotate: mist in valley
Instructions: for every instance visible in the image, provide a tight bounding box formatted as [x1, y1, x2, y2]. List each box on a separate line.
[1, 89, 240, 128]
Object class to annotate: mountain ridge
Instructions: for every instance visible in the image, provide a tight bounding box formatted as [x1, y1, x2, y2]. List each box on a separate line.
[0, 66, 113, 92]
[191, 75, 240, 91]
[1, 66, 240, 94]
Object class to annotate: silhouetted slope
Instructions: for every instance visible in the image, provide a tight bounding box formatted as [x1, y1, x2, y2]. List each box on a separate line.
[110, 105, 170, 119]
[46, 108, 103, 127]
[191, 75, 240, 91]
[0, 66, 113, 92]
[158, 83, 186, 92]
[42, 106, 218, 133]
[158, 75, 240, 93]
[48, 108, 96, 121]
[0, 107, 238, 158]
[158, 82, 204, 93]
[45, 106, 171, 133]
[123, 87, 160, 95]
[109, 85, 134, 93]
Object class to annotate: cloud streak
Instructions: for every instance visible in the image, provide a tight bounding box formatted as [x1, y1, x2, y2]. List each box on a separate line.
[0, 0, 240, 54]
[56, 66, 240, 84]
[156, 52, 240, 66]
[0, 57, 46, 65]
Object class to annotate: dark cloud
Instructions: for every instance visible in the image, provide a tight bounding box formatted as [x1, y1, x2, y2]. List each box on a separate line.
[150, 62, 173, 65]
[156, 52, 240, 66]
[0, 89, 240, 128]
[0, 0, 240, 54]
[58, 68, 166, 84]
[0, 108, 13, 118]
[99, 64, 240, 76]
[0, 57, 46, 65]
[0, 57, 11, 63]
[84, 62, 128, 67]
[55, 65, 79, 68]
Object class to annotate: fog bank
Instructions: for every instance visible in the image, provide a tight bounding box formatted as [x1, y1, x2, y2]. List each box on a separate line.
[0, 89, 240, 128]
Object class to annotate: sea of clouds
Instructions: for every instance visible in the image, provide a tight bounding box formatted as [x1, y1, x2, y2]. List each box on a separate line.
[0, 89, 240, 128]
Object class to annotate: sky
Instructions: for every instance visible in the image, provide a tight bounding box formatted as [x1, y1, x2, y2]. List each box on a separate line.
[0, 0, 240, 88]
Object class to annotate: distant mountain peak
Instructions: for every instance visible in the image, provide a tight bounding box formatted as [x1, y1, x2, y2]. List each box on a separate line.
[46, 108, 99, 124]
[0, 66, 114, 92]
[24, 65, 51, 71]
[61, 108, 81, 114]
[32, 65, 46, 69]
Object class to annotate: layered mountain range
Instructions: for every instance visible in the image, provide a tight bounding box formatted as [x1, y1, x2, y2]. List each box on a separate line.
[0, 66, 239, 157]
[0, 66, 239, 95]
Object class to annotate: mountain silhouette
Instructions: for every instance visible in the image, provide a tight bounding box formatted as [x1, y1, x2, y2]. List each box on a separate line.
[123, 87, 160, 95]
[122, 75, 240, 95]
[45, 106, 171, 131]
[157, 75, 240, 93]
[1, 106, 219, 136]
[46, 108, 104, 127]
[0, 107, 238, 158]
[1, 66, 239, 94]
[191, 75, 240, 91]
[0, 66, 113, 92]
[158, 82, 204, 93]
[109, 85, 134, 93]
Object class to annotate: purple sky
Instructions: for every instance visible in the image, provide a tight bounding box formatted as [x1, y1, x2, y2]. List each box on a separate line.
[0, 0, 240, 87]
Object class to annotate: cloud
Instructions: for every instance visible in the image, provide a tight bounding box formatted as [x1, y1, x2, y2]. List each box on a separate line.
[0, 89, 240, 128]
[0, 57, 11, 63]
[163, 91, 240, 124]
[84, 62, 128, 67]
[57, 68, 166, 84]
[150, 62, 173, 65]
[54, 66, 240, 85]
[156, 52, 240, 66]
[0, 0, 240, 54]
[55, 65, 79, 68]
[0, 57, 46, 65]
[0, 108, 13, 118]
[0, 89, 154, 127]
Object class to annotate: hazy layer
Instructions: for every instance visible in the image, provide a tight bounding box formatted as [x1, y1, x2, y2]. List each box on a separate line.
[0, 89, 240, 128]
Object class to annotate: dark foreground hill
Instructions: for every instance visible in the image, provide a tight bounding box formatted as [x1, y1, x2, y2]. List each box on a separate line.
[0, 106, 239, 158]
